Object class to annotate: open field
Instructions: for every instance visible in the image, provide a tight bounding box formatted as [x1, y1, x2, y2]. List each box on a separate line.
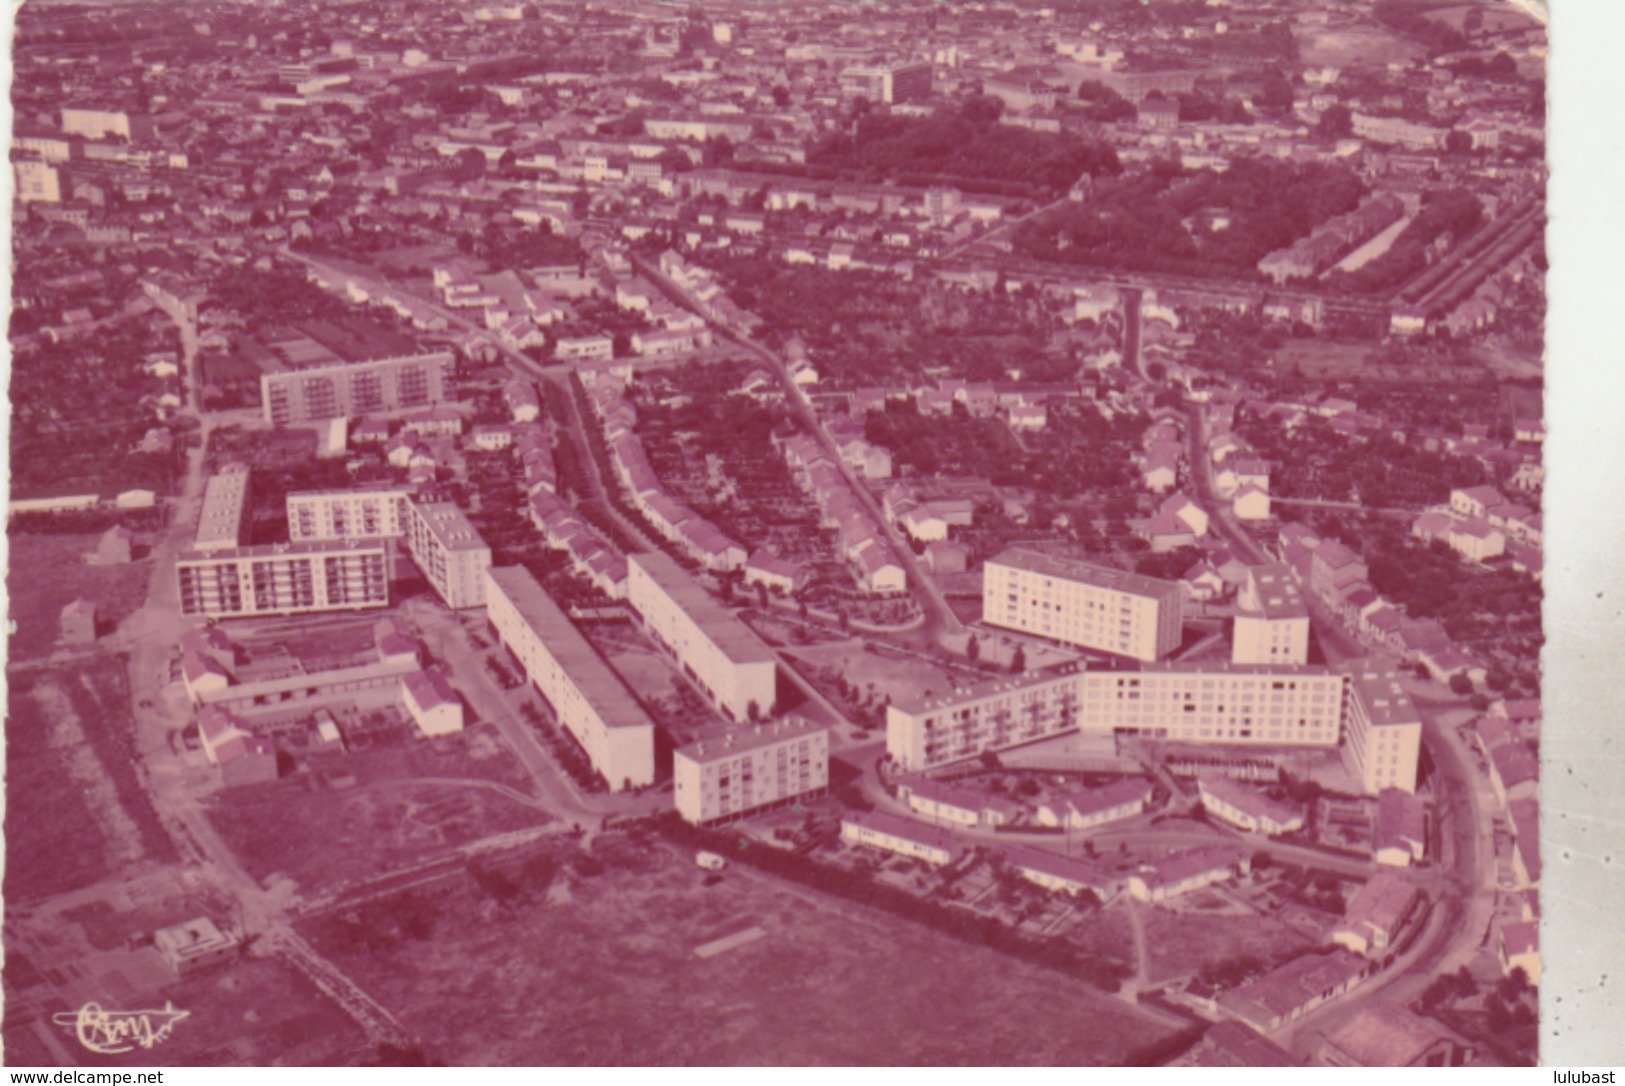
[4, 656, 178, 904]
[788, 641, 973, 707]
[206, 734, 550, 896]
[302, 834, 1180, 1065]
[1140, 905, 1318, 986]
[1293, 25, 1424, 68]
[6, 532, 153, 662]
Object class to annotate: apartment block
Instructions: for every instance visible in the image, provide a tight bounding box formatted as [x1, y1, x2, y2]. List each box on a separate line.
[176, 540, 389, 618]
[195, 469, 252, 553]
[261, 351, 453, 426]
[1338, 658, 1423, 795]
[673, 717, 829, 825]
[886, 662, 1084, 772]
[1079, 661, 1346, 748]
[983, 548, 1183, 661]
[627, 551, 777, 721]
[484, 566, 654, 791]
[405, 502, 491, 609]
[287, 487, 414, 541]
[1232, 563, 1311, 666]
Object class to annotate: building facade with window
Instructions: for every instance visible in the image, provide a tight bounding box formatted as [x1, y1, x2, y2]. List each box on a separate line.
[260, 351, 454, 426]
[287, 487, 414, 541]
[886, 662, 1084, 772]
[177, 540, 389, 618]
[674, 717, 828, 825]
[982, 548, 1184, 661]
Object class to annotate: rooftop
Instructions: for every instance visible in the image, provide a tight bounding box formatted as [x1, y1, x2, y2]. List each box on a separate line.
[989, 547, 1183, 602]
[893, 660, 1083, 716]
[1337, 657, 1423, 729]
[411, 501, 489, 552]
[486, 566, 649, 731]
[196, 469, 251, 549]
[676, 716, 828, 764]
[629, 551, 777, 666]
[178, 537, 388, 562]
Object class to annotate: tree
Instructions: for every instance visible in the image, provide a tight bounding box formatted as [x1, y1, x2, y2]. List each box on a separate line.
[966, 636, 981, 664]
[980, 750, 1003, 771]
[1449, 673, 1475, 696]
[1316, 104, 1353, 140]
[1010, 643, 1026, 673]
[756, 581, 769, 609]
[771, 84, 790, 107]
[747, 701, 762, 723]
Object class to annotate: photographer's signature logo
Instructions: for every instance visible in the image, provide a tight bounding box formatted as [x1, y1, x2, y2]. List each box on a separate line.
[52, 1002, 190, 1055]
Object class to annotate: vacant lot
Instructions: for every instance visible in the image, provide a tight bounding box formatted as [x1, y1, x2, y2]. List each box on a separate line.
[6, 532, 152, 662]
[1294, 25, 1424, 67]
[4, 657, 177, 904]
[1140, 906, 1317, 986]
[303, 834, 1179, 1065]
[207, 733, 549, 896]
[789, 641, 972, 708]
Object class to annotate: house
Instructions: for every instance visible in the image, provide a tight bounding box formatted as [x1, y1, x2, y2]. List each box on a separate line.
[854, 538, 907, 593]
[1159, 493, 1209, 536]
[153, 917, 241, 977]
[1319, 1000, 1473, 1067]
[1198, 776, 1305, 835]
[1182, 1021, 1295, 1067]
[402, 668, 464, 736]
[1374, 788, 1427, 867]
[924, 540, 970, 575]
[1035, 777, 1153, 831]
[1450, 485, 1505, 520]
[94, 525, 135, 564]
[1329, 872, 1420, 957]
[1489, 741, 1539, 805]
[1006, 846, 1117, 899]
[743, 549, 807, 595]
[898, 776, 1017, 828]
[1127, 844, 1250, 903]
[1233, 483, 1272, 521]
[60, 598, 97, 645]
[212, 731, 278, 787]
[841, 811, 962, 867]
[1216, 951, 1369, 1033]
[1498, 920, 1540, 987]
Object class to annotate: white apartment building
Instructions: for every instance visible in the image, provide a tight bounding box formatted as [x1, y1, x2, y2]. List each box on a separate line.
[1079, 662, 1346, 748]
[673, 717, 829, 825]
[886, 662, 1084, 772]
[1232, 563, 1311, 666]
[484, 566, 654, 791]
[1338, 658, 1423, 794]
[176, 540, 389, 618]
[627, 551, 777, 722]
[287, 488, 414, 541]
[983, 548, 1184, 661]
[405, 502, 491, 609]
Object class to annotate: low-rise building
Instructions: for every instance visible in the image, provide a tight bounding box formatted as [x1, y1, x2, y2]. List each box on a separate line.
[674, 717, 829, 825]
[1006, 846, 1116, 899]
[1375, 789, 1427, 867]
[1329, 872, 1420, 958]
[1198, 775, 1306, 835]
[1217, 951, 1369, 1033]
[1127, 844, 1250, 903]
[840, 811, 963, 867]
[1034, 776, 1154, 831]
[153, 918, 241, 977]
[1319, 1000, 1472, 1067]
[401, 667, 464, 736]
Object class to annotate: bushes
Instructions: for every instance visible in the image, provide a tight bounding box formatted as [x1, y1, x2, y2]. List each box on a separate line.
[651, 814, 1131, 992]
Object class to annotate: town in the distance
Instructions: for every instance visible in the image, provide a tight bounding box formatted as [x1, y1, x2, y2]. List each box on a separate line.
[5, 0, 1544, 1068]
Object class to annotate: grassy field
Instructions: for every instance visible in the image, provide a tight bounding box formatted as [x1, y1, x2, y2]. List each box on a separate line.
[1294, 25, 1424, 68]
[1141, 907, 1316, 986]
[3, 656, 177, 904]
[6, 532, 152, 662]
[207, 755, 552, 896]
[302, 834, 1180, 1065]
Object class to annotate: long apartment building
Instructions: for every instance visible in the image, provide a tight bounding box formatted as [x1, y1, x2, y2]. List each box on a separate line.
[177, 539, 389, 618]
[1232, 563, 1310, 666]
[627, 551, 777, 722]
[1079, 661, 1347, 748]
[484, 566, 654, 792]
[287, 490, 488, 610]
[261, 351, 454, 426]
[886, 657, 1420, 795]
[674, 716, 829, 825]
[982, 548, 1183, 662]
[287, 487, 414, 541]
[195, 469, 252, 553]
[405, 502, 491, 610]
[886, 662, 1084, 773]
[1337, 659, 1423, 794]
